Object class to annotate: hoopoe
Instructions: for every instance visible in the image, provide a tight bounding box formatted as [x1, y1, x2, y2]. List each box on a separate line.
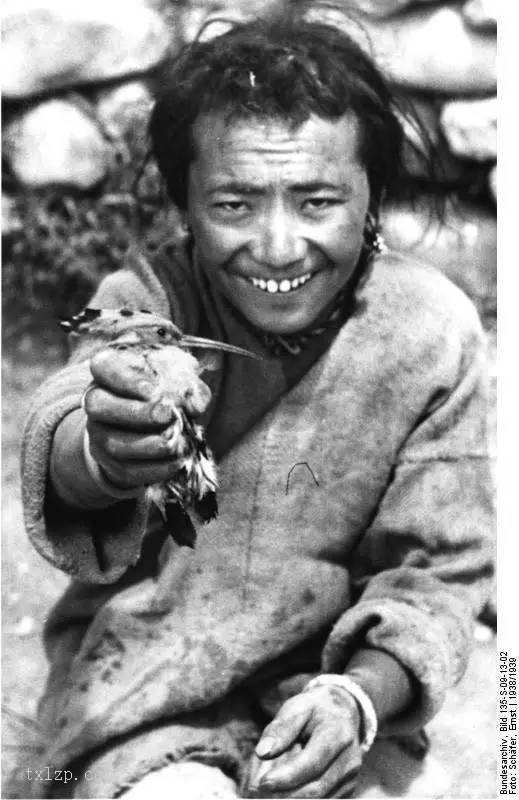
[61, 306, 259, 548]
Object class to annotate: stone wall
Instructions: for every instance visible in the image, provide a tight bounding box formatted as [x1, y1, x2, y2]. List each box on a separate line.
[2, 0, 496, 324]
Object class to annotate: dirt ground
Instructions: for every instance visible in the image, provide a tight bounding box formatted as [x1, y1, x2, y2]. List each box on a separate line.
[1, 335, 497, 799]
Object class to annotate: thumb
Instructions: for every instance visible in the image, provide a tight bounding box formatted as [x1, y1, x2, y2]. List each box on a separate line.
[255, 698, 311, 760]
[90, 347, 157, 400]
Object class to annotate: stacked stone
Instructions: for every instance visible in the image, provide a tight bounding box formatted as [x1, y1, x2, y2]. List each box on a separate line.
[297, 0, 496, 324]
[349, 0, 497, 324]
[2, 0, 175, 194]
[3, 0, 496, 323]
[1, 0, 278, 197]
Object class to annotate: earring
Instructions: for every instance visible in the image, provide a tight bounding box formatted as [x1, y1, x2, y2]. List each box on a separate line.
[363, 212, 386, 255]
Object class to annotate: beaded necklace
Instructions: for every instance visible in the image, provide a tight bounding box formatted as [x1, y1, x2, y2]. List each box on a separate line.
[260, 234, 385, 357]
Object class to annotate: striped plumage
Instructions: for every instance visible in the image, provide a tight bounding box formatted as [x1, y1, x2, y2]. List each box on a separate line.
[61, 307, 259, 548]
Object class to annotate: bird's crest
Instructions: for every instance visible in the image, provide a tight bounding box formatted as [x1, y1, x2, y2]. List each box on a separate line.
[60, 307, 261, 359]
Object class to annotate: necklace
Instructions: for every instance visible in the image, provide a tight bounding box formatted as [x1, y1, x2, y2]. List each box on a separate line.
[261, 285, 353, 357]
[259, 237, 385, 358]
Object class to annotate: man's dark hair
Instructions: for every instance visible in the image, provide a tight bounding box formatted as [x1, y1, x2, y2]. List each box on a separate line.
[148, 5, 415, 219]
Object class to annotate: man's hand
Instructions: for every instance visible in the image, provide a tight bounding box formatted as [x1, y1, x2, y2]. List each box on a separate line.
[84, 346, 210, 490]
[247, 685, 363, 799]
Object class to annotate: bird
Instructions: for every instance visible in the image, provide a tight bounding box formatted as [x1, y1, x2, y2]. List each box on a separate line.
[60, 306, 260, 548]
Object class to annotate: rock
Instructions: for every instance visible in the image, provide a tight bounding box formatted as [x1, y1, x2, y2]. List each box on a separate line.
[462, 0, 497, 31]
[2, 0, 172, 99]
[306, 4, 496, 94]
[398, 96, 465, 182]
[180, 0, 280, 42]
[440, 96, 497, 161]
[370, 5, 496, 92]
[346, 0, 442, 17]
[3, 98, 112, 189]
[381, 197, 496, 318]
[96, 81, 154, 139]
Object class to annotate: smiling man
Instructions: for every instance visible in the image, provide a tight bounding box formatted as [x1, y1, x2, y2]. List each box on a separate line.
[187, 112, 369, 335]
[21, 6, 494, 800]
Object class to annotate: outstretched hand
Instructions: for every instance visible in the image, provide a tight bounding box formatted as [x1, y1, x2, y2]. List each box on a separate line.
[246, 684, 364, 799]
[84, 346, 211, 489]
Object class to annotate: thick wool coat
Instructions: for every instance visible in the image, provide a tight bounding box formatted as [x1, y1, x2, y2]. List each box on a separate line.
[21, 242, 494, 797]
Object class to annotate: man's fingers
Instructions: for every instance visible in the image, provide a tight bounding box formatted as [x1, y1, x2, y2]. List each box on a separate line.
[255, 699, 312, 759]
[88, 421, 183, 461]
[258, 723, 343, 790]
[90, 349, 159, 400]
[84, 388, 174, 429]
[88, 453, 182, 489]
[246, 748, 302, 797]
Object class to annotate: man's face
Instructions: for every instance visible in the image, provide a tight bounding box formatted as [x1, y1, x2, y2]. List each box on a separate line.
[186, 112, 370, 334]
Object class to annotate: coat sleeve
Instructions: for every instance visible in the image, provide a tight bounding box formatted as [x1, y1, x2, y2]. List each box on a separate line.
[20, 250, 172, 584]
[321, 304, 495, 735]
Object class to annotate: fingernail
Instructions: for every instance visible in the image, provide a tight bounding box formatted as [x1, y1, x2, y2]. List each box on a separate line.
[137, 380, 154, 398]
[255, 737, 276, 757]
[151, 401, 172, 424]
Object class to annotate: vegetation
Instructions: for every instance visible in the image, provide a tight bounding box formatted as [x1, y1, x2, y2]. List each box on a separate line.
[2, 128, 180, 346]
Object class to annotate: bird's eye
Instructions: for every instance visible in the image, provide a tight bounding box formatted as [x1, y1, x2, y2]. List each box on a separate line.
[157, 327, 167, 338]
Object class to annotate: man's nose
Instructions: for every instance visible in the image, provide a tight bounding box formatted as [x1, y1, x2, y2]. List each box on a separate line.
[250, 206, 308, 269]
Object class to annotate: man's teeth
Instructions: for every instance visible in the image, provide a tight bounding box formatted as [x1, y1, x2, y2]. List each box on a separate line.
[249, 272, 313, 293]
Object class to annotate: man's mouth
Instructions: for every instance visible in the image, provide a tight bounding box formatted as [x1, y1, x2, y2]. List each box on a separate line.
[246, 270, 315, 294]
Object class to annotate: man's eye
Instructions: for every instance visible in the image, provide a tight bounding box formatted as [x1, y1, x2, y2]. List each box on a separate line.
[214, 201, 248, 213]
[303, 198, 338, 210]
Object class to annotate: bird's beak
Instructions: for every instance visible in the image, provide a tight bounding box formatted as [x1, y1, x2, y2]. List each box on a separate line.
[181, 336, 262, 360]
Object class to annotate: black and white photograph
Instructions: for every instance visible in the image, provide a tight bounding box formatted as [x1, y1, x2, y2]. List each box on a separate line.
[2, 1, 500, 798]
